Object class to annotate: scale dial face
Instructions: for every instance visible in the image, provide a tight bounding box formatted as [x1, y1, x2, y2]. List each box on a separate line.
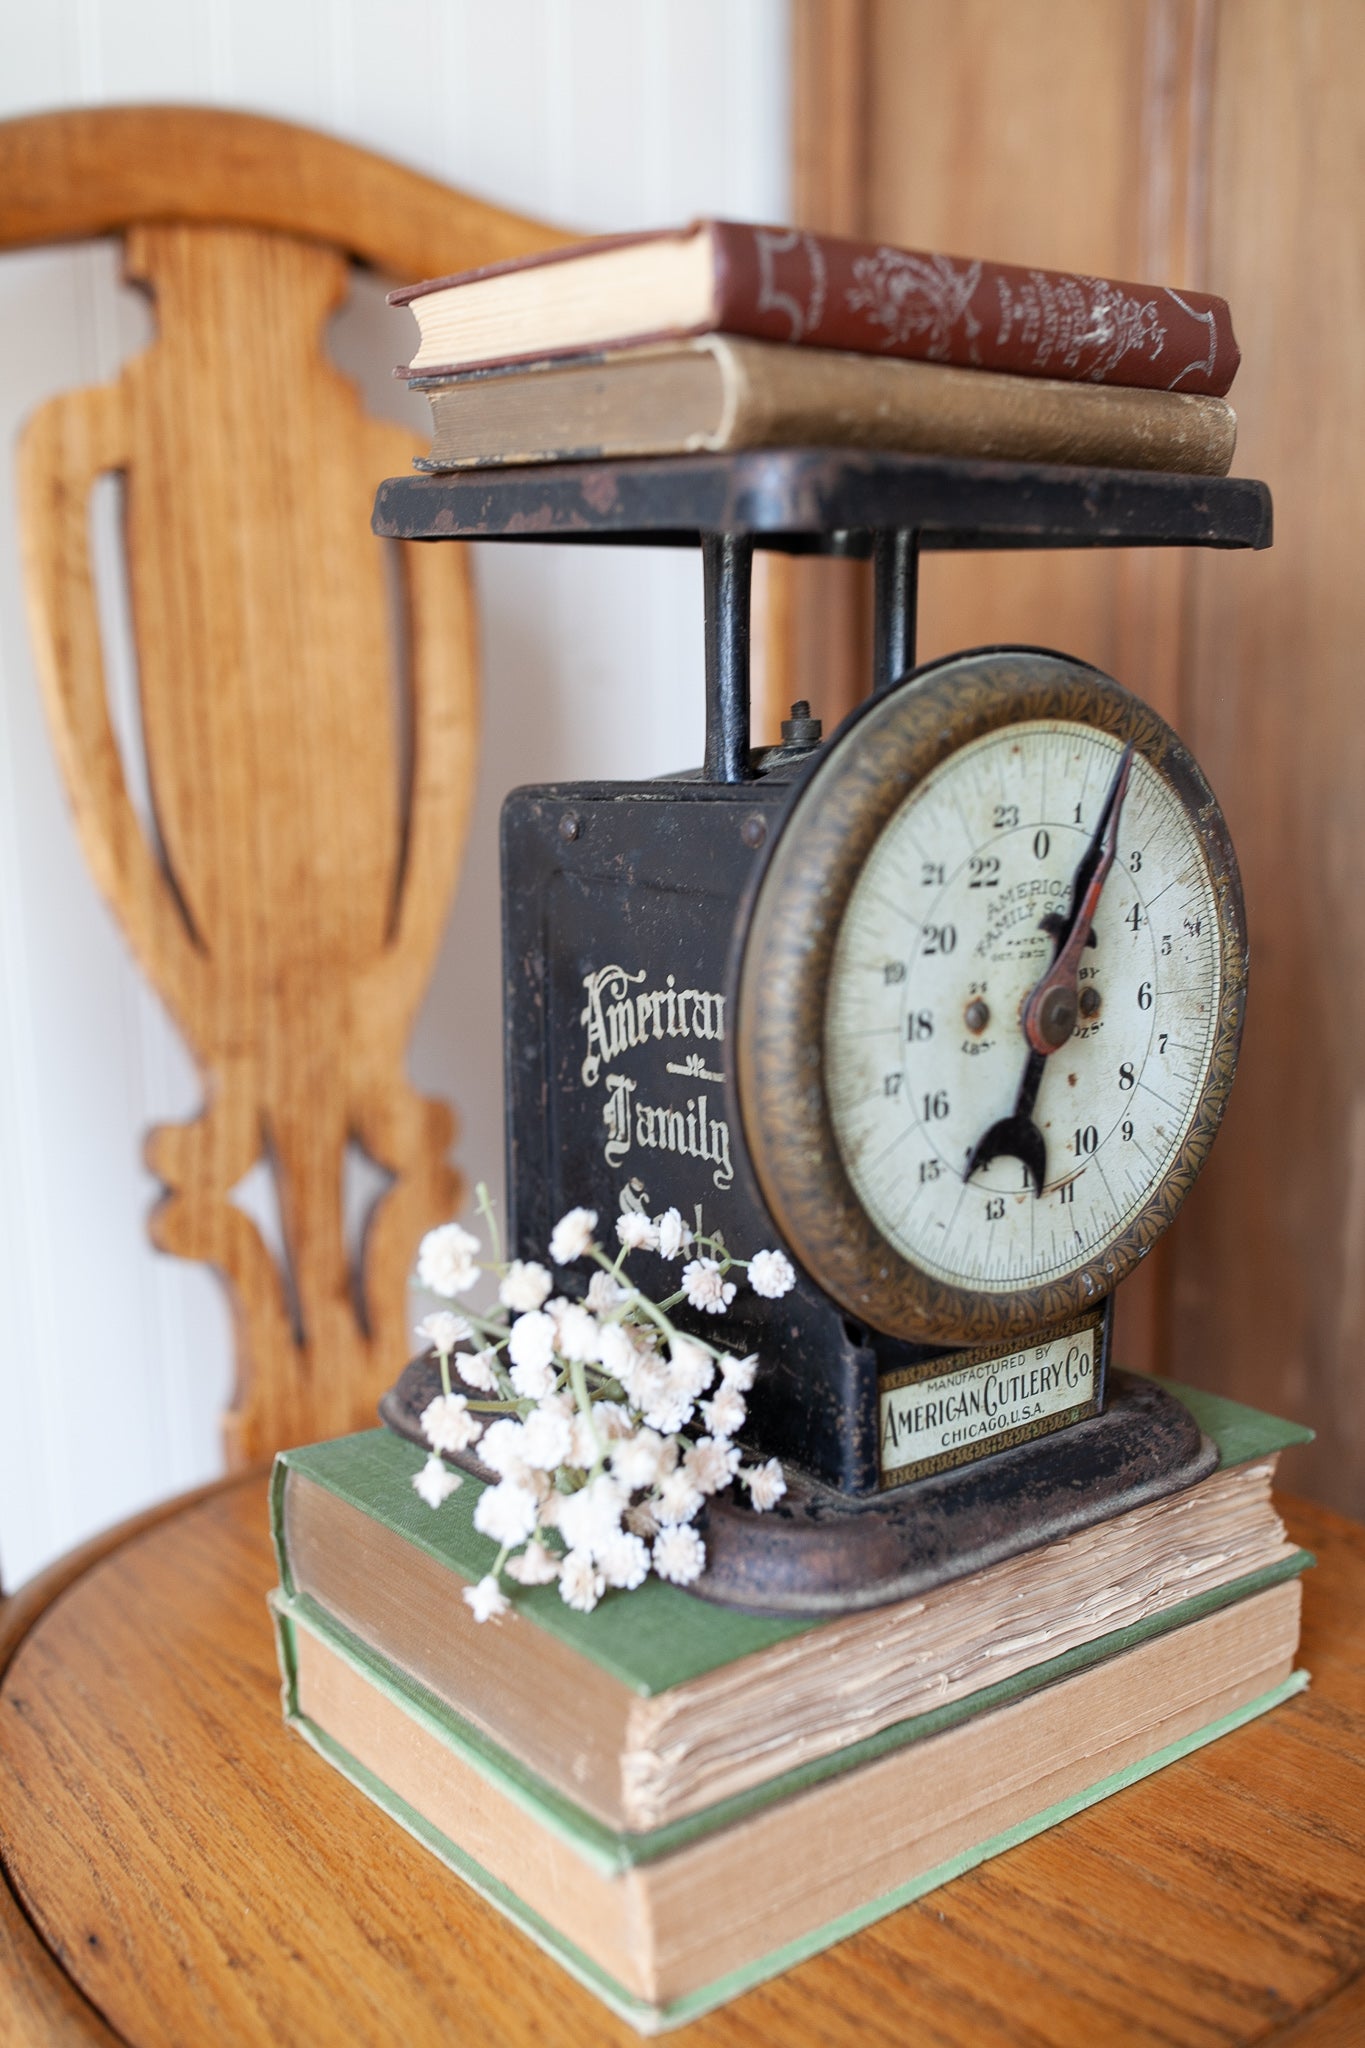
[737, 650, 1247, 1346]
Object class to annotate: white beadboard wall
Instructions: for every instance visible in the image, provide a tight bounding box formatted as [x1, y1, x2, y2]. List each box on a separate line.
[0, 0, 790, 1586]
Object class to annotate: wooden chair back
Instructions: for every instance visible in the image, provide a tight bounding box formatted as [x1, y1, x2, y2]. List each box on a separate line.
[0, 107, 569, 1467]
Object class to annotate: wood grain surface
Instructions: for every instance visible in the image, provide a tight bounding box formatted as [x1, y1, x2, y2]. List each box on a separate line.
[19, 222, 475, 1466]
[759, 0, 873, 745]
[2, 108, 563, 1467]
[0, 1476, 1361, 2047]
[0, 105, 574, 282]
[1164, 1, 1365, 1519]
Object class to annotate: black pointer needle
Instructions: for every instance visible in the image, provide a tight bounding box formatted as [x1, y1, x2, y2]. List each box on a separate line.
[965, 1045, 1049, 1197]
[964, 742, 1136, 1198]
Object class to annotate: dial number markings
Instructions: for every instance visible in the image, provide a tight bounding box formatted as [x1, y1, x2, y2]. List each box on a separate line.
[824, 722, 1222, 1293]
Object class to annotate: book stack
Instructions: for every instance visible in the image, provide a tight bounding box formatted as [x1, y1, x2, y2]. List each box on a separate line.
[271, 1381, 1310, 2030]
[390, 219, 1242, 476]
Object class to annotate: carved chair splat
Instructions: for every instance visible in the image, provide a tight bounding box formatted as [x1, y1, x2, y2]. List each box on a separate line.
[1, 105, 569, 1466]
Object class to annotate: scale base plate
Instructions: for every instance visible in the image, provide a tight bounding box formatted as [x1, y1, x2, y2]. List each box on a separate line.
[379, 1363, 1215, 1617]
[695, 1370, 1216, 1614]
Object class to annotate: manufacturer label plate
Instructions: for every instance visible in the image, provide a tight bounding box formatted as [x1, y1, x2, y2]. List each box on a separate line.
[879, 1315, 1102, 1488]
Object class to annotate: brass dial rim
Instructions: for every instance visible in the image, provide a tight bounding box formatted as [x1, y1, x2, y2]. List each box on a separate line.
[735, 647, 1248, 1346]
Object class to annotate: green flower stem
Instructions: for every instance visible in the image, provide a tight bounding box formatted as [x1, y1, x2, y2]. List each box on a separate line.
[627, 1286, 722, 1365]
[439, 1351, 453, 1398]
[476, 1182, 504, 1268]
[453, 1307, 511, 1343]
[567, 1355, 606, 1475]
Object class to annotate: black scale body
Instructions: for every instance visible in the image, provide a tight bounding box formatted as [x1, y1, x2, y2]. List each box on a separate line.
[502, 751, 1112, 1500]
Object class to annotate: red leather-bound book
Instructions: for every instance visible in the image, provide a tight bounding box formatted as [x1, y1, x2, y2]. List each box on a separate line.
[392, 220, 1239, 397]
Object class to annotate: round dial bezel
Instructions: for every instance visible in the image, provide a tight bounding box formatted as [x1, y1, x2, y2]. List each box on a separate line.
[735, 647, 1248, 1346]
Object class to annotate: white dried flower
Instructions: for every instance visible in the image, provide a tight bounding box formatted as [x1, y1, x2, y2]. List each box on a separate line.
[742, 1458, 787, 1511]
[702, 1384, 747, 1440]
[600, 1531, 651, 1591]
[653, 1524, 706, 1585]
[593, 1400, 634, 1441]
[615, 1210, 657, 1251]
[505, 1538, 562, 1585]
[520, 1402, 574, 1470]
[748, 1249, 797, 1299]
[609, 1426, 668, 1490]
[417, 1221, 481, 1297]
[656, 1468, 705, 1525]
[720, 1351, 759, 1393]
[456, 1347, 501, 1393]
[636, 1366, 695, 1438]
[473, 1478, 541, 1548]
[684, 1435, 741, 1496]
[420, 1392, 483, 1455]
[549, 1207, 598, 1265]
[414, 1310, 470, 1356]
[559, 1548, 605, 1612]
[464, 1573, 510, 1624]
[499, 1259, 553, 1313]
[556, 1303, 602, 1364]
[667, 1333, 716, 1400]
[411, 1453, 462, 1508]
[654, 1207, 692, 1260]
[509, 1354, 557, 1401]
[507, 1310, 556, 1374]
[557, 1473, 627, 1558]
[681, 1258, 737, 1316]
[597, 1320, 645, 1393]
[478, 1417, 530, 1477]
[586, 1270, 628, 1313]
[625, 1499, 661, 1541]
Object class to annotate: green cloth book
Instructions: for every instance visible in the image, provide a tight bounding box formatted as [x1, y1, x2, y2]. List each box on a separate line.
[272, 1582, 1307, 2029]
[270, 1382, 1311, 2027]
[270, 1382, 1311, 1834]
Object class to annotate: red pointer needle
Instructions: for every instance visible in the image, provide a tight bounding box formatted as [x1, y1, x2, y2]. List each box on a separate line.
[1020, 743, 1135, 1056]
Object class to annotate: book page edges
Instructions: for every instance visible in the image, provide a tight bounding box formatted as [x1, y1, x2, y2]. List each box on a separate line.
[275, 1381, 1309, 1699]
[404, 230, 718, 373]
[271, 1548, 1309, 1863]
[624, 1544, 1310, 1837]
[648, 1668, 1304, 2031]
[388, 222, 706, 306]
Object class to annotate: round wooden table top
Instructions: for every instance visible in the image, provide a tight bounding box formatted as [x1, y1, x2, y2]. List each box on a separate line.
[1, 1475, 1363, 2048]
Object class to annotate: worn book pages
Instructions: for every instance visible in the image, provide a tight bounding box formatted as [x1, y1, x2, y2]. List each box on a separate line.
[278, 1409, 1301, 1830]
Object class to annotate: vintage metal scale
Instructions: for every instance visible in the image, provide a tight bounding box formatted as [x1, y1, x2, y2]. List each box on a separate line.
[375, 449, 1271, 1612]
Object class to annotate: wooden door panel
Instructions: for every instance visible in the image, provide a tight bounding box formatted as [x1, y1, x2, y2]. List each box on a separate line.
[796, 0, 1365, 1508]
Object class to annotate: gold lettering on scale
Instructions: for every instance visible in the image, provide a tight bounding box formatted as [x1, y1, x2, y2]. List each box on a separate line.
[579, 965, 735, 1190]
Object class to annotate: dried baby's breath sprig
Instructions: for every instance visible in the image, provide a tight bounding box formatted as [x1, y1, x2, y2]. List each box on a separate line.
[410, 1188, 793, 1620]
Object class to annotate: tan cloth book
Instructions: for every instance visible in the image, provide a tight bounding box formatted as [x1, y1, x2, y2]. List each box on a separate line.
[410, 336, 1237, 475]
